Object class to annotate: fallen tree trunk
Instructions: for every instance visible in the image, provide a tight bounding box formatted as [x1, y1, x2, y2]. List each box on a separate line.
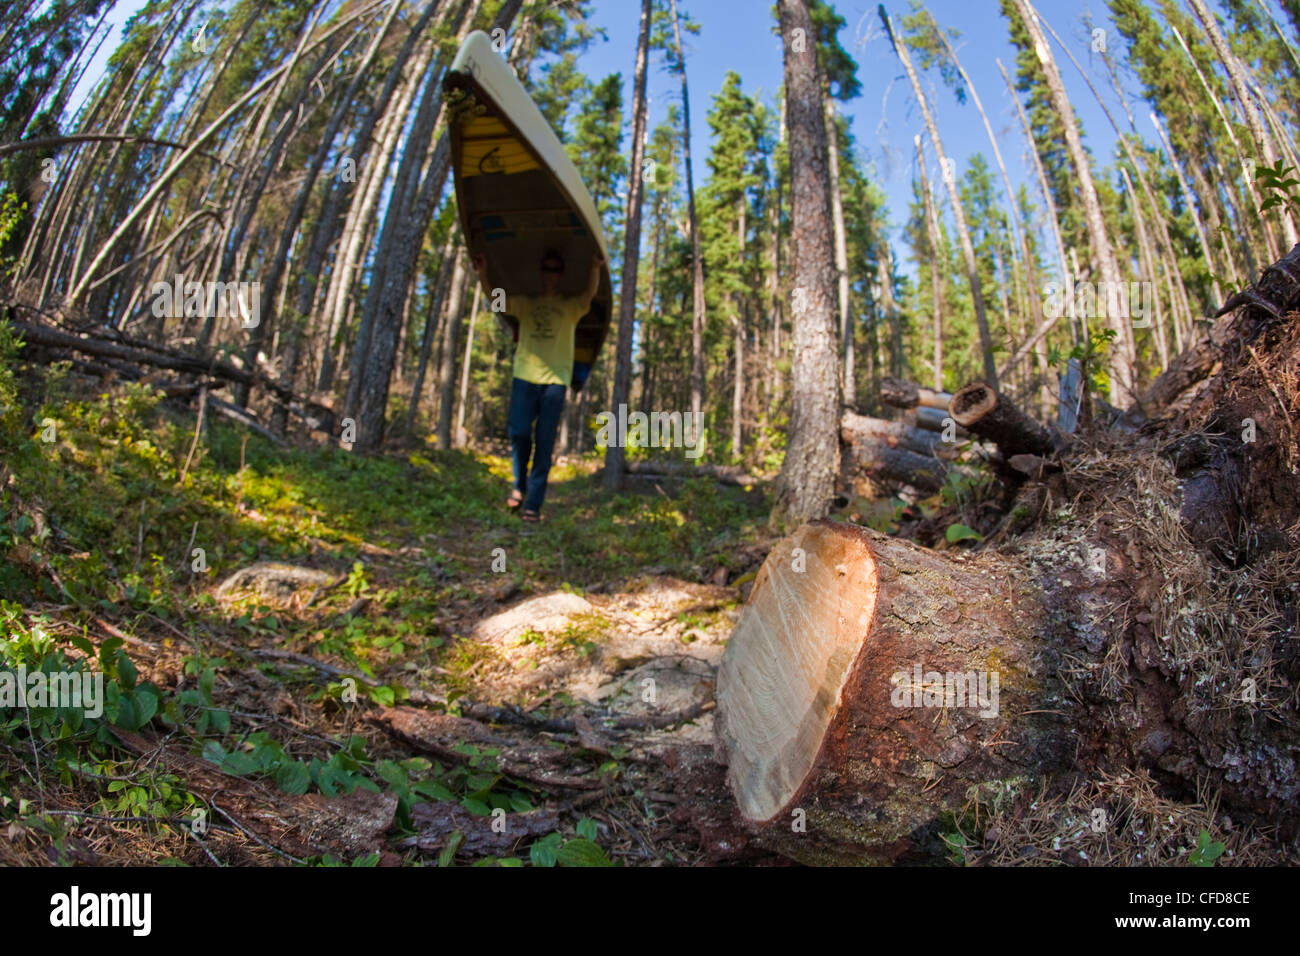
[8, 318, 305, 405]
[621, 460, 759, 486]
[715, 520, 1298, 864]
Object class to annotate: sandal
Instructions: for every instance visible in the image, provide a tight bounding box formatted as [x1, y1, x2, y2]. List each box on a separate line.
[520, 509, 540, 522]
[506, 488, 524, 510]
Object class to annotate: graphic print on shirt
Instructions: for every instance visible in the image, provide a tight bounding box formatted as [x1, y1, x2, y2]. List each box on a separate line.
[527, 299, 560, 343]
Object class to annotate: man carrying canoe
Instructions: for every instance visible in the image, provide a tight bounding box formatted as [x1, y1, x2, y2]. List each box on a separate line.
[474, 248, 604, 522]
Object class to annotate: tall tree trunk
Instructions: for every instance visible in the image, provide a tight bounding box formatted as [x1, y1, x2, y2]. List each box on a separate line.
[936, 26, 1045, 393]
[731, 314, 744, 459]
[603, 0, 652, 489]
[916, 135, 943, 392]
[1008, 0, 1132, 404]
[997, 56, 1070, 340]
[1037, 13, 1198, 368]
[881, 6, 997, 389]
[63, 9, 350, 305]
[436, 249, 470, 449]
[407, 232, 459, 431]
[456, 281, 482, 447]
[772, 0, 840, 527]
[350, 0, 490, 450]
[768, 91, 786, 415]
[1121, 165, 1168, 371]
[1166, 20, 1279, 266]
[1150, 111, 1222, 312]
[669, 0, 707, 426]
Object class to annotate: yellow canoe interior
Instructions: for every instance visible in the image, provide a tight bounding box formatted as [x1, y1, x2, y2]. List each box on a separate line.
[446, 82, 612, 381]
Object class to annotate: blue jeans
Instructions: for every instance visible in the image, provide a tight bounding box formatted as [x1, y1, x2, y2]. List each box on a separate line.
[508, 377, 567, 513]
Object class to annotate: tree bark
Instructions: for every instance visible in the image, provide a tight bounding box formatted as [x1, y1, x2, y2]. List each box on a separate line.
[436, 249, 471, 449]
[456, 281, 482, 447]
[825, 99, 853, 408]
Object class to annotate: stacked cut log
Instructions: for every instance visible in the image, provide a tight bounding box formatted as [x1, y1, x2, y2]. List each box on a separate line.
[840, 412, 947, 493]
[839, 378, 968, 495]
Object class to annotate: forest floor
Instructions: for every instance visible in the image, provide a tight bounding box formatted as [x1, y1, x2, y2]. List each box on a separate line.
[3, 355, 1287, 867]
[0, 364, 792, 866]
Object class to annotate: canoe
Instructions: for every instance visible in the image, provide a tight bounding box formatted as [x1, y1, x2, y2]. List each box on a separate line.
[443, 30, 613, 392]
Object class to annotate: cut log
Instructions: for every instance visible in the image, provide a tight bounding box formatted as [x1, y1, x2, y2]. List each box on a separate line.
[948, 382, 1054, 458]
[715, 520, 1297, 864]
[715, 522, 1067, 864]
[910, 405, 966, 437]
[841, 411, 940, 457]
[880, 377, 952, 411]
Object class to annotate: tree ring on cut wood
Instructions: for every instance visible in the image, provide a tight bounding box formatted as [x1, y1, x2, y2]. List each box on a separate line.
[948, 383, 997, 427]
[715, 523, 879, 823]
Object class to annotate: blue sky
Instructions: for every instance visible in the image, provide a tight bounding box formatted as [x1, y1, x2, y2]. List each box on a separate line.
[67, 0, 1289, 283]
[580, 0, 1132, 280]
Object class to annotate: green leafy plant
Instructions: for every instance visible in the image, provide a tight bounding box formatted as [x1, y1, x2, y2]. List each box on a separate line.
[945, 522, 983, 545]
[1255, 159, 1300, 220]
[1187, 828, 1225, 867]
[529, 819, 614, 867]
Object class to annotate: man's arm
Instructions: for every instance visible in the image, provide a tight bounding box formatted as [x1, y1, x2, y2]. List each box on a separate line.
[475, 252, 520, 339]
[583, 251, 605, 308]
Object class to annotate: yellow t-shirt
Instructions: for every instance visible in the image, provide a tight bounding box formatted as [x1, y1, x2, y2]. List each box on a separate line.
[509, 293, 588, 386]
